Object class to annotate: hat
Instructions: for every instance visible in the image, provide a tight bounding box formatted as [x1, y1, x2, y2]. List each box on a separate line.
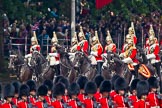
[78, 26, 85, 39]
[58, 77, 69, 89]
[71, 32, 78, 43]
[94, 74, 104, 88]
[77, 76, 88, 89]
[100, 80, 111, 93]
[68, 82, 80, 96]
[106, 30, 112, 42]
[130, 79, 140, 92]
[126, 34, 132, 40]
[38, 85, 48, 96]
[111, 75, 120, 89]
[26, 80, 37, 92]
[147, 76, 159, 89]
[12, 81, 21, 94]
[85, 81, 97, 94]
[149, 24, 155, 37]
[53, 83, 65, 97]
[31, 31, 38, 44]
[19, 84, 30, 97]
[51, 32, 58, 43]
[136, 80, 149, 99]
[43, 79, 53, 90]
[4, 84, 15, 98]
[54, 75, 64, 84]
[114, 77, 127, 91]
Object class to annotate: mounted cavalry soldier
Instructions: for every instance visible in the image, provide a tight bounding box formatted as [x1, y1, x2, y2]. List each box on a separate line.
[68, 32, 81, 62]
[145, 35, 161, 79]
[78, 26, 89, 55]
[128, 22, 137, 45]
[104, 30, 116, 53]
[25, 31, 41, 66]
[90, 31, 103, 74]
[48, 32, 60, 75]
[120, 39, 139, 77]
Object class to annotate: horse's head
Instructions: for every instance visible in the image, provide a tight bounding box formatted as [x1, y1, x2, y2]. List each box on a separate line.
[30, 51, 42, 66]
[8, 54, 19, 69]
[73, 52, 84, 67]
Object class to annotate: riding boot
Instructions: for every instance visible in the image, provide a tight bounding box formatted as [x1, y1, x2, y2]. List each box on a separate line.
[97, 62, 103, 75]
[153, 62, 161, 79]
[55, 64, 60, 76]
[134, 64, 139, 78]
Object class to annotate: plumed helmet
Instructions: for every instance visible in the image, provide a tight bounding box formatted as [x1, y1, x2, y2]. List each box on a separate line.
[53, 82, 65, 97]
[43, 79, 53, 90]
[19, 84, 30, 97]
[85, 81, 97, 94]
[77, 75, 88, 89]
[149, 25, 155, 37]
[106, 30, 112, 42]
[114, 77, 127, 91]
[54, 75, 64, 84]
[26, 80, 37, 92]
[78, 26, 85, 38]
[136, 80, 149, 99]
[92, 36, 97, 42]
[147, 76, 159, 89]
[38, 85, 48, 96]
[31, 36, 37, 42]
[130, 78, 140, 92]
[94, 74, 104, 88]
[111, 75, 120, 90]
[68, 82, 80, 96]
[149, 36, 155, 41]
[58, 77, 69, 89]
[72, 32, 78, 43]
[12, 81, 21, 94]
[51, 32, 58, 43]
[128, 27, 134, 32]
[4, 84, 15, 98]
[126, 34, 132, 39]
[100, 80, 111, 93]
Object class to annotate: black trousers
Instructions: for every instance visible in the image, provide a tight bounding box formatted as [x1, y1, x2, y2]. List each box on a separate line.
[131, 64, 139, 78]
[152, 62, 161, 78]
[97, 62, 103, 74]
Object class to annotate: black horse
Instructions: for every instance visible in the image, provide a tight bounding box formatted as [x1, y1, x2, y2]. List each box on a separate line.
[8, 50, 33, 83]
[72, 51, 97, 80]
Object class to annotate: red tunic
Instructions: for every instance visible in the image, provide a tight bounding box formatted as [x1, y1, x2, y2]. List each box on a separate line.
[78, 40, 89, 55]
[77, 93, 85, 103]
[109, 90, 117, 100]
[17, 101, 28, 108]
[146, 43, 160, 61]
[98, 97, 109, 108]
[133, 36, 137, 45]
[134, 100, 150, 108]
[91, 43, 103, 61]
[147, 92, 160, 107]
[28, 96, 36, 106]
[94, 91, 102, 102]
[30, 44, 41, 53]
[44, 96, 52, 106]
[113, 94, 126, 107]
[104, 43, 116, 53]
[62, 95, 69, 103]
[51, 100, 63, 108]
[129, 95, 138, 107]
[1, 103, 12, 108]
[83, 98, 94, 108]
[68, 99, 79, 108]
[35, 101, 44, 108]
[12, 98, 18, 106]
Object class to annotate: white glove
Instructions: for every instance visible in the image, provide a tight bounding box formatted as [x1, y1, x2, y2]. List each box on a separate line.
[101, 53, 107, 58]
[146, 54, 156, 59]
[122, 57, 133, 64]
[119, 53, 124, 58]
[48, 8, 51, 12]
[68, 53, 75, 56]
[90, 51, 98, 56]
[49, 53, 58, 57]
